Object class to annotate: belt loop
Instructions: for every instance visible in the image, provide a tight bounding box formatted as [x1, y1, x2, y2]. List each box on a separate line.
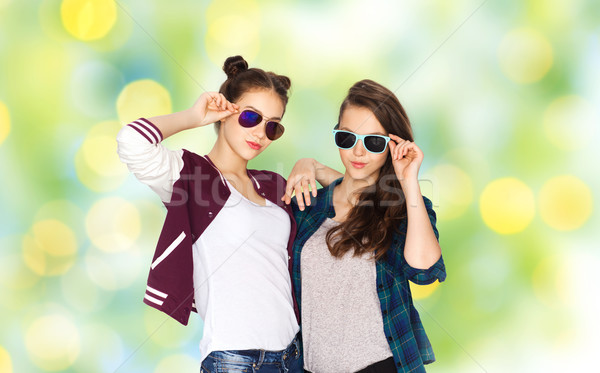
[294, 333, 300, 354]
[256, 350, 265, 369]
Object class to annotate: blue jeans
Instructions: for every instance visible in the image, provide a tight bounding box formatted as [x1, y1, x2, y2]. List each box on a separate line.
[200, 334, 302, 373]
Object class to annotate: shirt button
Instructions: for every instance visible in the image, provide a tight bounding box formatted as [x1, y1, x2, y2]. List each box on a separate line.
[208, 211, 213, 218]
[288, 256, 291, 260]
[378, 284, 383, 290]
[382, 310, 388, 316]
[387, 336, 393, 342]
[261, 192, 265, 196]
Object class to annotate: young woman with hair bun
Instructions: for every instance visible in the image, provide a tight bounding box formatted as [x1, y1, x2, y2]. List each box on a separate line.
[117, 56, 305, 372]
[284, 79, 447, 373]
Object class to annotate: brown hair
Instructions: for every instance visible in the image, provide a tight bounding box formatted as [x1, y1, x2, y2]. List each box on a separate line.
[214, 55, 291, 130]
[326, 79, 414, 261]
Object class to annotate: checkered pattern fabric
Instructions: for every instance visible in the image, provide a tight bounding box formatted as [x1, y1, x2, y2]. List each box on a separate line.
[292, 178, 446, 372]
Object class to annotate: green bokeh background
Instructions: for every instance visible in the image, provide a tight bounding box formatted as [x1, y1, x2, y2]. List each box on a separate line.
[1, 0, 598, 372]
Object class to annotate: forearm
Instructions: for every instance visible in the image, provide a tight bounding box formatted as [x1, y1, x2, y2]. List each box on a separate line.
[313, 159, 343, 187]
[148, 108, 199, 140]
[401, 179, 442, 269]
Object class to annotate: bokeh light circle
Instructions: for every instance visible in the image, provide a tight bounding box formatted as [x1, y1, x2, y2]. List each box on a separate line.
[61, 0, 117, 41]
[543, 96, 599, 151]
[410, 280, 441, 300]
[0, 345, 12, 373]
[82, 135, 122, 177]
[33, 199, 86, 236]
[75, 120, 128, 192]
[480, 178, 535, 234]
[498, 28, 553, 84]
[429, 164, 473, 221]
[0, 101, 9, 145]
[116, 80, 172, 124]
[539, 175, 592, 231]
[22, 219, 78, 276]
[85, 197, 141, 252]
[25, 314, 80, 371]
[204, 0, 260, 66]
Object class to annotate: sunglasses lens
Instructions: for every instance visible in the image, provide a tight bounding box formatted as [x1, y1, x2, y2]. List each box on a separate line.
[265, 122, 284, 141]
[238, 110, 262, 128]
[334, 131, 356, 149]
[364, 136, 387, 153]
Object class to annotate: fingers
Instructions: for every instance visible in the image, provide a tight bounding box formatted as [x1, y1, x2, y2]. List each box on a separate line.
[301, 178, 311, 207]
[283, 177, 296, 205]
[310, 179, 318, 197]
[281, 178, 315, 210]
[388, 134, 416, 161]
[294, 182, 306, 210]
[207, 92, 239, 113]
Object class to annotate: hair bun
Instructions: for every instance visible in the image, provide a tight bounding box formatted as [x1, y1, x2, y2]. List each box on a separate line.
[223, 55, 249, 79]
[276, 75, 291, 91]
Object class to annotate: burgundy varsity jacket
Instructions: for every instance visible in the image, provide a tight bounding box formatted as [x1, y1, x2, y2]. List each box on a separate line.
[141, 150, 299, 326]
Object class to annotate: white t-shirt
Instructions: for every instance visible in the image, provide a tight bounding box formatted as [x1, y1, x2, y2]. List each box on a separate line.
[194, 180, 299, 363]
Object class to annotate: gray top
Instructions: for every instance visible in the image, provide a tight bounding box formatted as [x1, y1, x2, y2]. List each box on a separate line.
[301, 218, 393, 373]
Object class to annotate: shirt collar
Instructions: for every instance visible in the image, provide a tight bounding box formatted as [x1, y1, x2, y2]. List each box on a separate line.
[317, 176, 344, 218]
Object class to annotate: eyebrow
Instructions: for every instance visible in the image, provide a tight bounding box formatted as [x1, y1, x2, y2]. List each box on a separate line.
[338, 126, 387, 136]
[245, 106, 282, 121]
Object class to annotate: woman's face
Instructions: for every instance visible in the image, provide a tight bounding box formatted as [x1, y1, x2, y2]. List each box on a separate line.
[337, 105, 389, 184]
[220, 89, 285, 161]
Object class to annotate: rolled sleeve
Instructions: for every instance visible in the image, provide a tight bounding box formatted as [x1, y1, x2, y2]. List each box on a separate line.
[403, 254, 446, 285]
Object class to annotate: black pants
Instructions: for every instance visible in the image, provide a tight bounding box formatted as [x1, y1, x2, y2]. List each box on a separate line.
[304, 357, 396, 373]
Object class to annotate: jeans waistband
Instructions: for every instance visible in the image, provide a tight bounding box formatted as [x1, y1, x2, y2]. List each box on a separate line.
[224, 332, 300, 362]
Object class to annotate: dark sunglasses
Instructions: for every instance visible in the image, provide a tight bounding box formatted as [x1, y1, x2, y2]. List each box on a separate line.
[332, 129, 391, 154]
[238, 109, 285, 141]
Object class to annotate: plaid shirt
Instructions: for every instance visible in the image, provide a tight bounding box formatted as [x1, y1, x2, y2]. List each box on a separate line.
[292, 177, 446, 373]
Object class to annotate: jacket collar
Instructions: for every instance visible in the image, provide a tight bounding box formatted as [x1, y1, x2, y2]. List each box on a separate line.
[203, 154, 283, 207]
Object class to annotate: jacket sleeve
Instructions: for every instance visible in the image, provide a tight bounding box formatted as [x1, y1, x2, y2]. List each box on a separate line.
[401, 196, 447, 285]
[116, 118, 184, 203]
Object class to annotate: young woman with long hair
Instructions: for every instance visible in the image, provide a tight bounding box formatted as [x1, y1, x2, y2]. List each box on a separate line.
[117, 56, 303, 372]
[283, 79, 447, 373]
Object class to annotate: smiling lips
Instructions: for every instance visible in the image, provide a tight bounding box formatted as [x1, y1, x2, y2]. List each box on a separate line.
[246, 140, 261, 150]
[351, 161, 367, 169]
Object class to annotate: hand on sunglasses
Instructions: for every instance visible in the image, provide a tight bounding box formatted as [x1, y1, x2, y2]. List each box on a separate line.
[388, 134, 424, 183]
[191, 91, 239, 127]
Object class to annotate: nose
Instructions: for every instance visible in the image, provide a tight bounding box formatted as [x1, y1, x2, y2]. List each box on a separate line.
[250, 121, 267, 140]
[353, 139, 366, 156]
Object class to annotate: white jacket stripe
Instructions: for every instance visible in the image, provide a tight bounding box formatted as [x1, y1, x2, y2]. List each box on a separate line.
[144, 293, 164, 306]
[151, 231, 186, 270]
[146, 285, 168, 299]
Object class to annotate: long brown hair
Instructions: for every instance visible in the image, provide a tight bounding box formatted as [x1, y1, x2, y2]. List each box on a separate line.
[215, 55, 291, 131]
[326, 79, 414, 261]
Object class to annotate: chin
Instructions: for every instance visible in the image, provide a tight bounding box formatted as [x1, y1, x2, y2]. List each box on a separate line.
[241, 147, 264, 161]
[345, 167, 376, 182]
